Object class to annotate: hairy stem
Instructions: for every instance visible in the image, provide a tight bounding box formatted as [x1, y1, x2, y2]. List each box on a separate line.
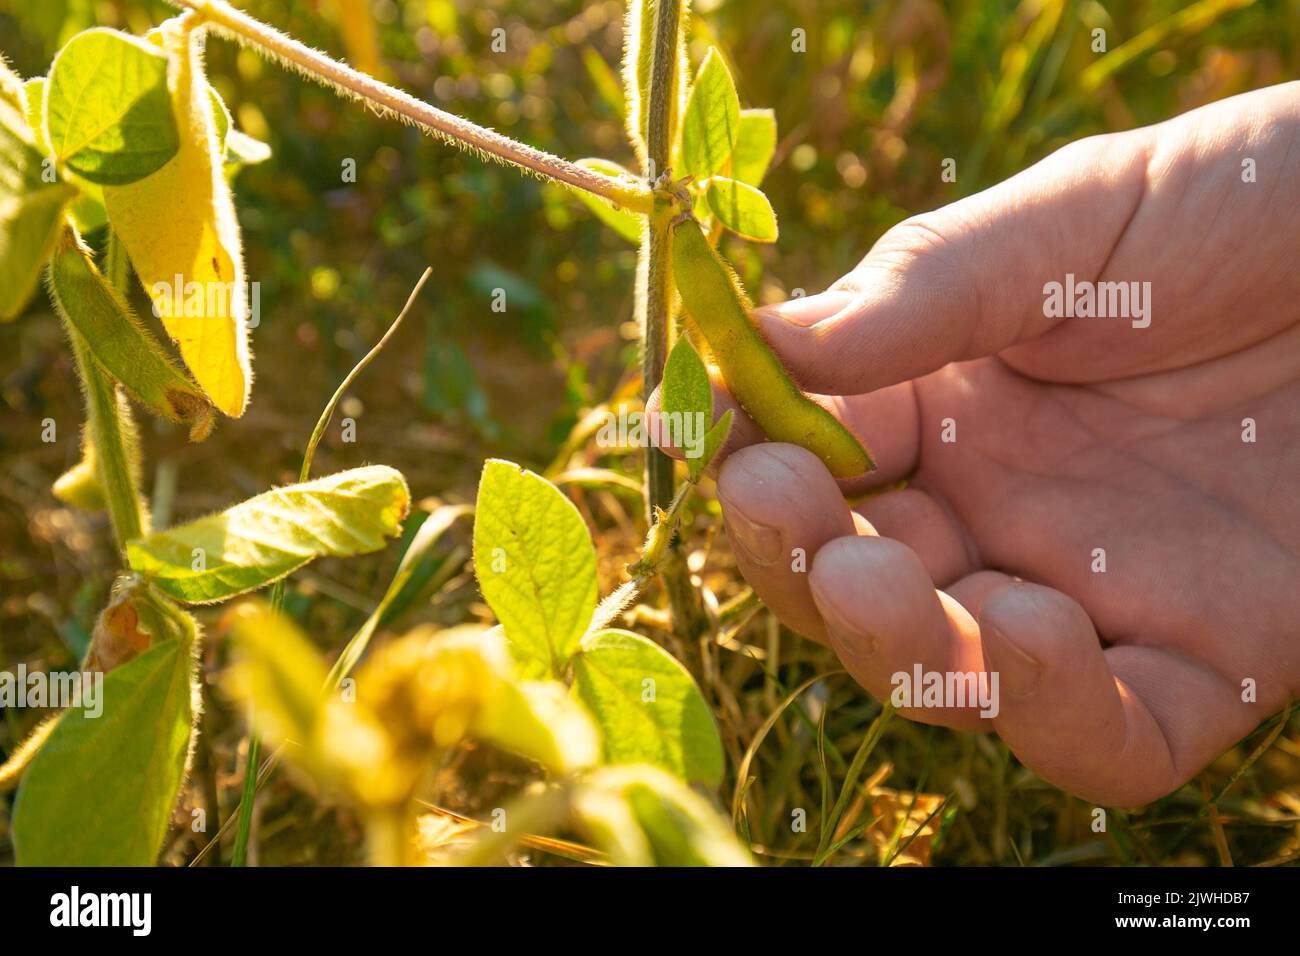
[645, 0, 683, 177]
[70, 341, 143, 546]
[637, 0, 704, 637]
[642, 207, 675, 523]
[64, 231, 146, 550]
[165, 0, 652, 213]
[641, 0, 683, 518]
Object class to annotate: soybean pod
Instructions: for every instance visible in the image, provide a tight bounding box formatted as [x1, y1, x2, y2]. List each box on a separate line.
[670, 216, 874, 478]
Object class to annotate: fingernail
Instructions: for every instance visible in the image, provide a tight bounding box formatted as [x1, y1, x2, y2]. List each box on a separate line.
[721, 509, 783, 565]
[755, 289, 855, 328]
[820, 610, 877, 661]
[987, 624, 1042, 695]
[808, 568, 877, 658]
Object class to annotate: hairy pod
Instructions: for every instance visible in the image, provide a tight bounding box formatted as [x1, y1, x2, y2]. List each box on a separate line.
[670, 217, 873, 478]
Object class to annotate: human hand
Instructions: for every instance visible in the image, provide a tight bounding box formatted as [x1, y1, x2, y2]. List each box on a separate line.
[662, 82, 1300, 806]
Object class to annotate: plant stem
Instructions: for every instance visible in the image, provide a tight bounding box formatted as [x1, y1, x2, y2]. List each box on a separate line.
[645, 0, 683, 176]
[642, 207, 676, 522]
[640, 0, 679, 514]
[636, 0, 704, 637]
[165, 0, 652, 213]
[67, 337, 144, 548]
[63, 231, 146, 550]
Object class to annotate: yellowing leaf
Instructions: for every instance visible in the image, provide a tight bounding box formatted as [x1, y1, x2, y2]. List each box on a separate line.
[126, 465, 410, 604]
[224, 601, 397, 802]
[227, 611, 597, 811]
[103, 17, 252, 416]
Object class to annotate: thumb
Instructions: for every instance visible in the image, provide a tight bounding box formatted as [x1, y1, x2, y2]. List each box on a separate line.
[754, 127, 1152, 396]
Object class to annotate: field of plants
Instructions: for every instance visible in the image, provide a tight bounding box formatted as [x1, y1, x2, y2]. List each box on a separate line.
[0, 0, 1298, 872]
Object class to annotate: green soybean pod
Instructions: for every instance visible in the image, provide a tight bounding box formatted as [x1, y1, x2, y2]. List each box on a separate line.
[47, 225, 215, 441]
[670, 216, 874, 478]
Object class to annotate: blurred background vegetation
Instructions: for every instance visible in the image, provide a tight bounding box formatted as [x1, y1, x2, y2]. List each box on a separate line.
[2, 0, 1298, 866]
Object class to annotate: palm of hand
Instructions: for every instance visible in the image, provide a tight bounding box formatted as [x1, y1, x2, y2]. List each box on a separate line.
[710, 85, 1300, 804]
[903, 349, 1299, 782]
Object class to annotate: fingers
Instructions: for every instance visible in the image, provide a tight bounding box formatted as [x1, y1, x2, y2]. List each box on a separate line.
[809, 535, 989, 731]
[750, 129, 1153, 396]
[853, 486, 976, 587]
[714, 444, 858, 643]
[806, 554, 1256, 805]
[979, 583, 1251, 807]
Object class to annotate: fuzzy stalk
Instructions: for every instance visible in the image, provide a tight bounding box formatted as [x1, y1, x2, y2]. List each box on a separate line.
[164, 0, 652, 213]
[638, 0, 705, 637]
[641, 0, 683, 512]
[60, 231, 147, 550]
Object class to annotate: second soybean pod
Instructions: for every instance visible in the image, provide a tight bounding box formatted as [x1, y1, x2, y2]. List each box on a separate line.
[670, 216, 874, 478]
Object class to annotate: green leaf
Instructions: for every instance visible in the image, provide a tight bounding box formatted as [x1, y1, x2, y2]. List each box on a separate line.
[572, 629, 723, 786]
[572, 158, 643, 243]
[25, 76, 111, 235]
[209, 85, 230, 150]
[731, 108, 777, 186]
[575, 765, 751, 867]
[205, 84, 270, 174]
[706, 177, 778, 242]
[47, 224, 215, 440]
[13, 609, 197, 865]
[44, 28, 180, 185]
[701, 409, 735, 473]
[473, 459, 597, 678]
[681, 48, 740, 181]
[0, 97, 76, 319]
[662, 337, 713, 479]
[126, 465, 411, 604]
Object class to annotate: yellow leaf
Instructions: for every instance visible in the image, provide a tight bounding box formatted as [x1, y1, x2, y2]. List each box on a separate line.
[103, 16, 252, 416]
